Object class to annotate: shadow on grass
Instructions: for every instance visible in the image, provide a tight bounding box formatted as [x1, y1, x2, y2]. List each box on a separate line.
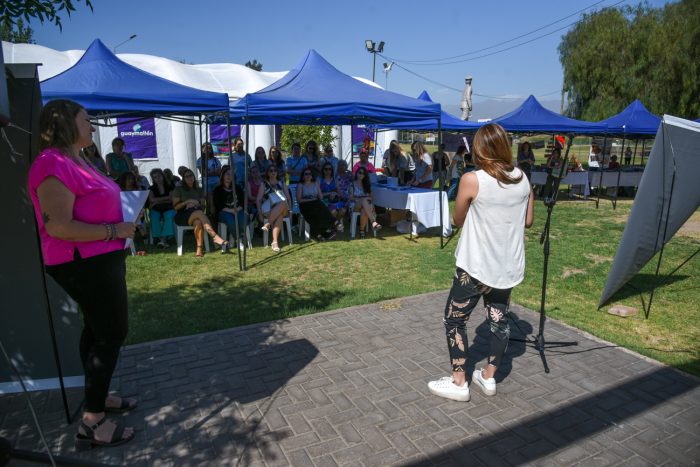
[607, 273, 689, 304]
[127, 274, 348, 345]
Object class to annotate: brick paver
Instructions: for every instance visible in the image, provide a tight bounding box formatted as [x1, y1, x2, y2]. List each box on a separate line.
[2, 291, 699, 466]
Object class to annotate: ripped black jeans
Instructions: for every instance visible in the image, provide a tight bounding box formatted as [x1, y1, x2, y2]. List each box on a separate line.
[443, 268, 512, 373]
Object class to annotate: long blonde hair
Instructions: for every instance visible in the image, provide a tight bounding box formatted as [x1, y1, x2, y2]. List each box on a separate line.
[472, 123, 522, 185]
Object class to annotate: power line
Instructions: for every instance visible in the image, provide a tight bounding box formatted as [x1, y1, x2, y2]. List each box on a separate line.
[387, 59, 561, 101]
[385, 0, 618, 65]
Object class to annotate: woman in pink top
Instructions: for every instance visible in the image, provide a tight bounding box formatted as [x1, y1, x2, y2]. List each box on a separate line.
[352, 148, 376, 175]
[28, 100, 137, 449]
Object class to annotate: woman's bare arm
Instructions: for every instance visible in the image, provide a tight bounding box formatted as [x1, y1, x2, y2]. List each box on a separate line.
[452, 172, 478, 228]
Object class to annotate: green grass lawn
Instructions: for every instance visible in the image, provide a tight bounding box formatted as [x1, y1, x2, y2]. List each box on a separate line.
[125, 199, 700, 377]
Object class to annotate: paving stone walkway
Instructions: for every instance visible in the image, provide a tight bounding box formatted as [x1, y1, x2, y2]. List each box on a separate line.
[2, 291, 699, 466]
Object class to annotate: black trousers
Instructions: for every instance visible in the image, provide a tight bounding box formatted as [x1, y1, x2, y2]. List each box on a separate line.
[299, 199, 336, 236]
[46, 249, 129, 413]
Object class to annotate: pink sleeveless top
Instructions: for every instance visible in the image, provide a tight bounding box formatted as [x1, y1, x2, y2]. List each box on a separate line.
[28, 148, 125, 266]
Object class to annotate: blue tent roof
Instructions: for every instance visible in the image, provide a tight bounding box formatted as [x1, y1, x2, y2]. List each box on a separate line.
[376, 91, 482, 130]
[41, 39, 229, 115]
[597, 100, 661, 137]
[229, 50, 441, 125]
[490, 95, 607, 134]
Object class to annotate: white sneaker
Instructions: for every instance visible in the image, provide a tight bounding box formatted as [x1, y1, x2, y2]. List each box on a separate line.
[472, 368, 496, 396]
[427, 376, 470, 402]
[238, 238, 245, 251]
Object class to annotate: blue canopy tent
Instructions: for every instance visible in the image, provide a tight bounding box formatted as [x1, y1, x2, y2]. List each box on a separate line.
[597, 100, 661, 137]
[490, 95, 607, 134]
[228, 50, 446, 265]
[594, 100, 661, 209]
[374, 91, 482, 131]
[228, 49, 441, 125]
[41, 39, 230, 115]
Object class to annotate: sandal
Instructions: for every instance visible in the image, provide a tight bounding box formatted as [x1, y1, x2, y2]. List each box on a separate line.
[75, 417, 134, 451]
[359, 230, 366, 240]
[335, 221, 344, 232]
[261, 223, 271, 232]
[104, 396, 137, 414]
[195, 246, 204, 258]
[271, 242, 281, 253]
[220, 240, 230, 254]
[372, 221, 382, 232]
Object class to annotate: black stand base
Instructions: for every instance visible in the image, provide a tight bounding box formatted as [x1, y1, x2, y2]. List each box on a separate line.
[509, 332, 578, 374]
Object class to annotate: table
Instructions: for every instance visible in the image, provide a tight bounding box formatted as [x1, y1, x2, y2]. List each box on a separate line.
[530, 171, 591, 197]
[588, 171, 643, 188]
[372, 185, 452, 236]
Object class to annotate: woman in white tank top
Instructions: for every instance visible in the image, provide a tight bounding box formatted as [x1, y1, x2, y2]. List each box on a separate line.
[428, 123, 534, 402]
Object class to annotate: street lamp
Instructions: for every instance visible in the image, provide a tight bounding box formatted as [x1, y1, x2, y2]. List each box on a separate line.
[365, 40, 385, 83]
[113, 34, 137, 53]
[383, 62, 394, 90]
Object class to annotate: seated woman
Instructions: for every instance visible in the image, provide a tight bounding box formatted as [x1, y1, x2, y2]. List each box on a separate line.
[148, 168, 176, 247]
[213, 166, 246, 252]
[297, 169, 339, 241]
[268, 146, 286, 179]
[81, 143, 107, 174]
[335, 159, 354, 214]
[351, 168, 382, 239]
[352, 148, 376, 174]
[410, 141, 433, 188]
[253, 146, 270, 174]
[247, 164, 263, 219]
[172, 169, 229, 257]
[256, 165, 291, 253]
[320, 163, 346, 225]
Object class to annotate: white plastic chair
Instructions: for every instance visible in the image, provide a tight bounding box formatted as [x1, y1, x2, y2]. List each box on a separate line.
[262, 216, 293, 248]
[176, 225, 211, 256]
[350, 211, 378, 239]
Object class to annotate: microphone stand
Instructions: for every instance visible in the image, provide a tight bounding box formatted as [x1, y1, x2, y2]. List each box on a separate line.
[510, 134, 578, 373]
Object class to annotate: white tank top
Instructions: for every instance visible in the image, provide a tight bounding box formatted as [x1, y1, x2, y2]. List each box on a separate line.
[455, 167, 530, 289]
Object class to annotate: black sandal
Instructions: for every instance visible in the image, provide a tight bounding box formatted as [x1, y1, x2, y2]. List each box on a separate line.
[75, 417, 135, 451]
[104, 396, 137, 414]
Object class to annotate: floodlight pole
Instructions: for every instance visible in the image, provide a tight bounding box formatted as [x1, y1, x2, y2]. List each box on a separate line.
[113, 34, 137, 53]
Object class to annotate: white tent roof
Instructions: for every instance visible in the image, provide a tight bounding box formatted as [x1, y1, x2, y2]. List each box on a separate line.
[2, 41, 380, 100]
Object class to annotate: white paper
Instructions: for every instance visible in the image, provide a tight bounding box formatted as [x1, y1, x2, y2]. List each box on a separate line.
[120, 190, 149, 250]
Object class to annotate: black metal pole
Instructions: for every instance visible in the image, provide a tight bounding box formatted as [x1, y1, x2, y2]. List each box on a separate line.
[438, 124, 444, 249]
[612, 138, 625, 210]
[510, 134, 578, 373]
[595, 136, 607, 209]
[243, 116, 250, 271]
[226, 114, 242, 272]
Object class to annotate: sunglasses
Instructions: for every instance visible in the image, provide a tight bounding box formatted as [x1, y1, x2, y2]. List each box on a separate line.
[324, 167, 332, 171]
[304, 172, 312, 176]
[268, 169, 277, 173]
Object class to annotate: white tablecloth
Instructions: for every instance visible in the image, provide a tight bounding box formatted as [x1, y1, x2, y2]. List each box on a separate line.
[588, 171, 643, 188]
[530, 171, 590, 197]
[372, 185, 452, 236]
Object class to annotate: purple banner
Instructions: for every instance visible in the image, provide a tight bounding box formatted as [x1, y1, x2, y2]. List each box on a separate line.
[117, 118, 157, 159]
[209, 123, 241, 156]
[352, 125, 375, 157]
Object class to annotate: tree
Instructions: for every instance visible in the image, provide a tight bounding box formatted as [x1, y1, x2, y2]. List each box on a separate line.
[245, 59, 263, 71]
[279, 126, 335, 154]
[1, 0, 93, 30]
[559, 0, 700, 120]
[1, 18, 34, 43]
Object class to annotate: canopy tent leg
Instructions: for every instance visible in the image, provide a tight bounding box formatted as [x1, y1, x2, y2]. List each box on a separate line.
[595, 136, 607, 209]
[226, 114, 243, 272]
[243, 117, 250, 271]
[612, 138, 625, 210]
[438, 125, 444, 249]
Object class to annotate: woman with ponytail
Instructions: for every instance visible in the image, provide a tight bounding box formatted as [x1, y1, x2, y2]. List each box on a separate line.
[428, 123, 534, 402]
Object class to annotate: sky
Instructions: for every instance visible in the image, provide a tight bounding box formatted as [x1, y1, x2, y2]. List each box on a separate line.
[29, 0, 672, 119]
